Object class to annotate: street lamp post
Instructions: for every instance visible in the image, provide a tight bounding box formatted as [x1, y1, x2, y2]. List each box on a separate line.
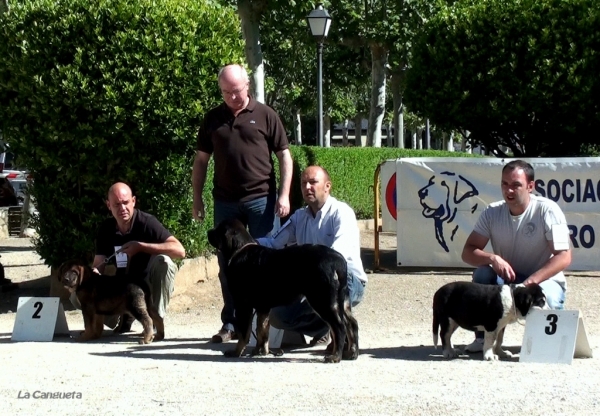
[307, 3, 332, 147]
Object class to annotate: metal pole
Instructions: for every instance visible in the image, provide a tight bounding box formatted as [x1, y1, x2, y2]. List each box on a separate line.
[317, 41, 324, 147]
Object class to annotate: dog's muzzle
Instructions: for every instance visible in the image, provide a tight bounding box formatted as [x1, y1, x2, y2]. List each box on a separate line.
[61, 271, 79, 293]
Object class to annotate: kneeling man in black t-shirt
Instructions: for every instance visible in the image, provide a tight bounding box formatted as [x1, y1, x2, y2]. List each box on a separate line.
[70, 182, 185, 332]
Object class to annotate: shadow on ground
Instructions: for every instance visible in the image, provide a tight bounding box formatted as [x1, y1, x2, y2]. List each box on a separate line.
[360, 344, 521, 362]
[85, 339, 332, 364]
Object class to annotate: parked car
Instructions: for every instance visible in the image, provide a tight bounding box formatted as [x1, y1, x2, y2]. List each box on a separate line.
[0, 176, 19, 207]
[0, 146, 30, 205]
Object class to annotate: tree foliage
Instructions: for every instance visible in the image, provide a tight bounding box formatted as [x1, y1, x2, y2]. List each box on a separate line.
[406, 0, 600, 156]
[0, 0, 244, 266]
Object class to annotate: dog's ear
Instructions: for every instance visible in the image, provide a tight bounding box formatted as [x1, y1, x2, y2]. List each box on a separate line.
[513, 285, 544, 317]
[76, 264, 91, 284]
[207, 228, 219, 249]
[55, 260, 73, 282]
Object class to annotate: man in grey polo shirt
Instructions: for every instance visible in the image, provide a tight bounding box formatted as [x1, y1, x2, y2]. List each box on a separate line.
[461, 159, 572, 352]
[192, 64, 293, 343]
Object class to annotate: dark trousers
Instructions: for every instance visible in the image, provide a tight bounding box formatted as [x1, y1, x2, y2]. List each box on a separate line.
[214, 194, 276, 331]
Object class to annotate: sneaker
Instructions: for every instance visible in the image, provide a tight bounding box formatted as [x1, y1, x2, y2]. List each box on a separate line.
[464, 338, 484, 353]
[309, 331, 331, 347]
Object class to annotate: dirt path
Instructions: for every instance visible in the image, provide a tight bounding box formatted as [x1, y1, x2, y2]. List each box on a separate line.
[1, 234, 598, 416]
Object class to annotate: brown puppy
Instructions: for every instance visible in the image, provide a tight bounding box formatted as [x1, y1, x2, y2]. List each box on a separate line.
[58, 259, 164, 344]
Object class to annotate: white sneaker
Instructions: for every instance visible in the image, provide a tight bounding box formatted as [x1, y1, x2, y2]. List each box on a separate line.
[464, 338, 484, 353]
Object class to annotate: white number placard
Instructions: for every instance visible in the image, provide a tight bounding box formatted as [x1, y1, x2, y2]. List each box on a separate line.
[11, 297, 70, 342]
[520, 309, 592, 364]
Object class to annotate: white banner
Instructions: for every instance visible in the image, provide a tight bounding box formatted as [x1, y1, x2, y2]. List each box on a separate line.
[396, 157, 600, 270]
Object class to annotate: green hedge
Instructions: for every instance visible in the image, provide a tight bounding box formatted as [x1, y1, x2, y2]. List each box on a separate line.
[405, 0, 600, 156]
[0, 0, 244, 267]
[0, 0, 480, 265]
[286, 146, 480, 220]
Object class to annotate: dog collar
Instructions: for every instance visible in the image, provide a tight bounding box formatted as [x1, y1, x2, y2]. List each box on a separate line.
[228, 243, 258, 266]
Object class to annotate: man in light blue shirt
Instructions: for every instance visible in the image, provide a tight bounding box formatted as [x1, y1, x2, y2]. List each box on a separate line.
[256, 165, 367, 343]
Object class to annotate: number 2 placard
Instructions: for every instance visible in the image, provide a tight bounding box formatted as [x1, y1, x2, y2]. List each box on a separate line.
[11, 297, 70, 342]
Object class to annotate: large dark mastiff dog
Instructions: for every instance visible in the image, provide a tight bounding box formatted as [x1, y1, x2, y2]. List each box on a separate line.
[208, 218, 359, 363]
[58, 259, 165, 344]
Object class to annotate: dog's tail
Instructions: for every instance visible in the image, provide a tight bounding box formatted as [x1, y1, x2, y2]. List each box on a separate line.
[432, 309, 439, 349]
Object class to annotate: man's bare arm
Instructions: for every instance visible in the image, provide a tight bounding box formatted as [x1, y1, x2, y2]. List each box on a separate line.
[524, 242, 572, 285]
[192, 150, 211, 220]
[275, 148, 293, 217]
[462, 231, 516, 281]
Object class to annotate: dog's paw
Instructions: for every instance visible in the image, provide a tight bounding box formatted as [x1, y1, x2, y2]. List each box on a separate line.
[495, 349, 513, 359]
[443, 348, 460, 359]
[324, 354, 342, 363]
[74, 331, 95, 342]
[342, 346, 359, 360]
[251, 347, 268, 356]
[223, 349, 242, 358]
[483, 352, 499, 361]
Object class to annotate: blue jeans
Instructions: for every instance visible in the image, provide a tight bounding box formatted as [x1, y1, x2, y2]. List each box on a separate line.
[471, 265, 566, 339]
[214, 194, 276, 332]
[269, 271, 366, 338]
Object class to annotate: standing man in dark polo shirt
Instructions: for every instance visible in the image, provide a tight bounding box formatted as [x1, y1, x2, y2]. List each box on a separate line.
[192, 64, 293, 343]
[71, 182, 186, 332]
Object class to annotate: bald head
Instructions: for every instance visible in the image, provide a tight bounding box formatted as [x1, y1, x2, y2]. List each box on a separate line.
[218, 64, 250, 114]
[303, 166, 331, 183]
[301, 166, 332, 215]
[106, 182, 136, 225]
[218, 64, 249, 85]
[107, 182, 132, 201]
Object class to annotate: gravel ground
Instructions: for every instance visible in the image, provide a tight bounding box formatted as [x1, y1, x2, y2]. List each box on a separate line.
[0, 234, 599, 416]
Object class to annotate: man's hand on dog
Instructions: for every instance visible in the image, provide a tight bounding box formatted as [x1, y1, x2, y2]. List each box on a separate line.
[490, 255, 516, 282]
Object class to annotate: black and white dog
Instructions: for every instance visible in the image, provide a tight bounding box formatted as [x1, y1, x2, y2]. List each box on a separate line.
[432, 281, 547, 361]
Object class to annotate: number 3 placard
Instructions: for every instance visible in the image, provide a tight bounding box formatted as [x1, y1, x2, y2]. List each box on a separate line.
[520, 309, 593, 364]
[11, 297, 70, 342]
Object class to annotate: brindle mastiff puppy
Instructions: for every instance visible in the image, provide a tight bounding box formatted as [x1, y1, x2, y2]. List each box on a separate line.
[208, 218, 359, 363]
[58, 259, 164, 344]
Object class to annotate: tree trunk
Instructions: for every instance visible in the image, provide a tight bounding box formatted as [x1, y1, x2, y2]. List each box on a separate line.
[355, 114, 366, 147]
[461, 131, 471, 153]
[425, 119, 431, 149]
[367, 44, 388, 147]
[391, 72, 404, 149]
[386, 120, 393, 147]
[417, 128, 423, 149]
[447, 132, 454, 151]
[324, 115, 331, 148]
[294, 109, 302, 145]
[237, 0, 265, 103]
[411, 130, 417, 149]
[342, 119, 349, 147]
